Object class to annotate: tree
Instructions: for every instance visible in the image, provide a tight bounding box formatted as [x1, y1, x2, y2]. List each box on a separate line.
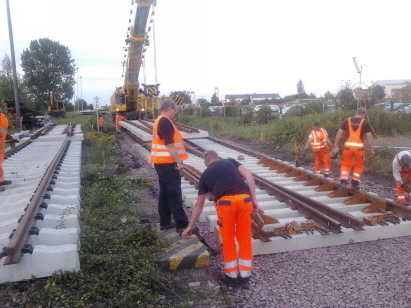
[324, 91, 334, 100]
[21, 38, 75, 111]
[210, 93, 219, 104]
[196, 98, 208, 106]
[0, 55, 15, 98]
[337, 83, 356, 110]
[297, 80, 305, 97]
[372, 84, 385, 100]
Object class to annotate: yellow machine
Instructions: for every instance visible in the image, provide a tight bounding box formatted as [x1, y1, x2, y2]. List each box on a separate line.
[48, 91, 65, 118]
[110, 0, 161, 120]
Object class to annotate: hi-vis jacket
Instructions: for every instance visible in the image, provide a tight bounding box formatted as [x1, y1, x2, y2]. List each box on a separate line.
[310, 128, 329, 152]
[0, 113, 8, 143]
[150, 115, 188, 164]
[344, 118, 365, 149]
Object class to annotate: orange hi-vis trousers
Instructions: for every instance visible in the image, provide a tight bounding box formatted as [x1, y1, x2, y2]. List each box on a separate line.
[216, 194, 253, 280]
[313, 147, 331, 175]
[340, 146, 365, 182]
[396, 170, 411, 203]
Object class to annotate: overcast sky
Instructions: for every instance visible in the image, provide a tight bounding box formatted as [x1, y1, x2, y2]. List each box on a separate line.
[1, 0, 410, 106]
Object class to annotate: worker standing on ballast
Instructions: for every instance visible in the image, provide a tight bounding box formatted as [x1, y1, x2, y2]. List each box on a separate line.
[0, 108, 14, 191]
[115, 113, 123, 133]
[303, 122, 333, 177]
[150, 99, 189, 233]
[181, 150, 260, 290]
[333, 107, 374, 192]
[392, 150, 411, 204]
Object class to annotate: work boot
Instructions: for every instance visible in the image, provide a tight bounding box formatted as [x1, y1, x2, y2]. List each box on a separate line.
[238, 277, 251, 290]
[159, 222, 175, 230]
[0, 186, 5, 192]
[0, 180, 12, 186]
[351, 180, 360, 191]
[339, 180, 348, 194]
[217, 272, 239, 290]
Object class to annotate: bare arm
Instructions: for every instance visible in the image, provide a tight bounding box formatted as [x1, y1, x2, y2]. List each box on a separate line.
[238, 165, 260, 211]
[181, 194, 207, 238]
[166, 144, 183, 171]
[333, 129, 345, 148]
[365, 132, 374, 157]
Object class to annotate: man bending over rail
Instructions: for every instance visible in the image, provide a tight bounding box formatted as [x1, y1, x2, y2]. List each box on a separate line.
[181, 150, 260, 289]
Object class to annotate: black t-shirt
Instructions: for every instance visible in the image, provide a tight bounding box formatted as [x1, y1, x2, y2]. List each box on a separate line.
[340, 117, 372, 141]
[158, 117, 175, 146]
[198, 159, 250, 200]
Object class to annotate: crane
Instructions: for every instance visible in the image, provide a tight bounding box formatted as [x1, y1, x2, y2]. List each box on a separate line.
[110, 0, 161, 120]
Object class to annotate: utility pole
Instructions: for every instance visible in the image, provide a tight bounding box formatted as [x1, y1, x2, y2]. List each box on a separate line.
[6, 0, 21, 130]
[80, 76, 83, 111]
[76, 68, 79, 113]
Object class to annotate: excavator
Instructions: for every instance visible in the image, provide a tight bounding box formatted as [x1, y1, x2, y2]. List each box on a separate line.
[110, 0, 161, 120]
[48, 91, 65, 118]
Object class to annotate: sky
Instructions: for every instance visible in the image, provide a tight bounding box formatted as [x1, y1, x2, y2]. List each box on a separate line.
[1, 0, 411, 107]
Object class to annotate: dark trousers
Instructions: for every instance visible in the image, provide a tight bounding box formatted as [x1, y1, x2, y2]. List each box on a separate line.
[154, 163, 188, 229]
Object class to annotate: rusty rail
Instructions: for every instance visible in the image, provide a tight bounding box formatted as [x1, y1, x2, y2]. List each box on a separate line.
[2, 139, 71, 265]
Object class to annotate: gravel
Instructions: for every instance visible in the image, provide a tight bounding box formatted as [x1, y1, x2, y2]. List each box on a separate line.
[128, 135, 411, 307]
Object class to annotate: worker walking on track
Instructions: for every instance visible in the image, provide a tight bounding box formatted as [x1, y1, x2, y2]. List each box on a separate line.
[303, 122, 333, 177]
[115, 113, 123, 133]
[392, 150, 411, 204]
[99, 116, 104, 128]
[333, 107, 374, 192]
[181, 150, 260, 290]
[150, 99, 189, 232]
[0, 108, 14, 191]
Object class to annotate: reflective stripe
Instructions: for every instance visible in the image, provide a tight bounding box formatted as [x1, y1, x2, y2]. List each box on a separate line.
[151, 142, 184, 149]
[353, 173, 360, 178]
[344, 142, 364, 147]
[225, 271, 238, 279]
[239, 269, 251, 278]
[238, 258, 252, 267]
[0, 128, 7, 133]
[151, 149, 187, 156]
[224, 260, 238, 269]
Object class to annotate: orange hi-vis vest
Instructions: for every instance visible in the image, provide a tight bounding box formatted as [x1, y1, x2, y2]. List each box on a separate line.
[310, 128, 328, 152]
[0, 113, 7, 142]
[150, 115, 188, 164]
[344, 118, 365, 149]
[396, 151, 411, 172]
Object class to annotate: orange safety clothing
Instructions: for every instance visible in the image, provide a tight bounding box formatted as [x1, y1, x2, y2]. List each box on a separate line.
[115, 114, 123, 131]
[310, 128, 331, 175]
[150, 115, 188, 164]
[340, 118, 365, 182]
[99, 117, 104, 127]
[216, 194, 253, 280]
[0, 113, 8, 183]
[394, 151, 411, 203]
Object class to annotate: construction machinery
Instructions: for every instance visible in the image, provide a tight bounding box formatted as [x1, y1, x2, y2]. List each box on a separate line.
[48, 91, 65, 118]
[110, 0, 161, 120]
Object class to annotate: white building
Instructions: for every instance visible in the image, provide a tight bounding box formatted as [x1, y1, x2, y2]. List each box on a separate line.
[375, 80, 411, 100]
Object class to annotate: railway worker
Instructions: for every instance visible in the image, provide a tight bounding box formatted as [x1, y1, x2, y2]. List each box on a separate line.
[0, 108, 13, 189]
[150, 99, 189, 232]
[392, 150, 411, 204]
[99, 116, 104, 128]
[333, 107, 374, 192]
[181, 150, 260, 290]
[303, 122, 333, 177]
[115, 113, 123, 133]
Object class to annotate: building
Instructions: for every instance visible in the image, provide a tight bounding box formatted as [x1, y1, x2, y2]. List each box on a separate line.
[225, 93, 281, 103]
[375, 80, 411, 101]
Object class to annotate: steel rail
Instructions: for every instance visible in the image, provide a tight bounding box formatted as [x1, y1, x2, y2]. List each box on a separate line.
[2, 139, 71, 265]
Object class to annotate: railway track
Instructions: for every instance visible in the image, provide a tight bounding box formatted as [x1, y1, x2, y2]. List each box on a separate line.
[122, 120, 411, 256]
[0, 124, 83, 283]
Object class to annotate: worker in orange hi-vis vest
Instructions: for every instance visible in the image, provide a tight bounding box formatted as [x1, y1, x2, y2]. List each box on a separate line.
[181, 150, 260, 290]
[0, 108, 15, 190]
[115, 113, 123, 133]
[99, 116, 104, 128]
[303, 122, 333, 177]
[392, 150, 411, 204]
[150, 99, 189, 232]
[333, 108, 374, 193]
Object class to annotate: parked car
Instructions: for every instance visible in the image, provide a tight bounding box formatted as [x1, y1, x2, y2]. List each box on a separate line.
[269, 105, 280, 112]
[253, 105, 263, 113]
